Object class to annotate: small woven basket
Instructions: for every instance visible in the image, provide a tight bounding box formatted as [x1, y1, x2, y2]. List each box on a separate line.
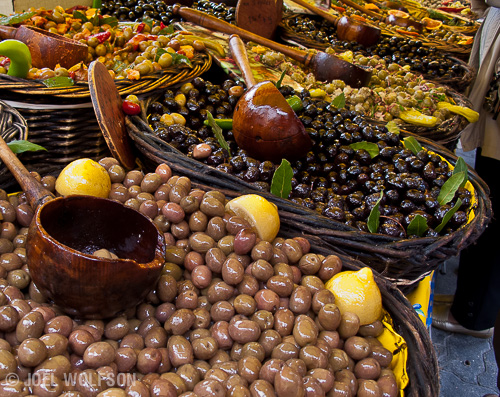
[126, 115, 491, 292]
[0, 100, 28, 190]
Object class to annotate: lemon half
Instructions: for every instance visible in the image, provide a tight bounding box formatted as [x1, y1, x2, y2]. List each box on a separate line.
[55, 158, 111, 198]
[225, 194, 280, 242]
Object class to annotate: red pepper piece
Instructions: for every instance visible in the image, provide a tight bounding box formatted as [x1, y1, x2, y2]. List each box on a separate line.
[0, 57, 10, 67]
[89, 31, 111, 44]
[136, 22, 145, 33]
[125, 34, 158, 51]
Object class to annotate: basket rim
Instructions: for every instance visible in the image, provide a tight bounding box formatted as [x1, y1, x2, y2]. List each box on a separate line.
[0, 53, 212, 98]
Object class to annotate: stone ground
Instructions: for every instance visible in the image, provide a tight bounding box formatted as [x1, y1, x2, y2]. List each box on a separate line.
[432, 257, 498, 397]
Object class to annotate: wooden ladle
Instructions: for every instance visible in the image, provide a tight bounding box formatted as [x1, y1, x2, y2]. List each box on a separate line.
[0, 134, 165, 319]
[229, 34, 312, 163]
[172, 5, 373, 88]
[0, 25, 88, 69]
[290, 0, 381, 47]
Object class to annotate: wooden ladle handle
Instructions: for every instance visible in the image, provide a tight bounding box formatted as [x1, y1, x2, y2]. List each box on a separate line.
[229, 35, 256, 88]
[0, 134, 54, 210]
[173, 5, 313, 65]
[290, 0, 339, 25]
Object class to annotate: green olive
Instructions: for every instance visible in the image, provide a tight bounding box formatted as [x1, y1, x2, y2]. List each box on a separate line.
[54, 67, 69, 77]
[82, 22, 94, 31]
[87, 36, 99, 48]
[158, 53, 173, 68]
[95, 44, 107, 57]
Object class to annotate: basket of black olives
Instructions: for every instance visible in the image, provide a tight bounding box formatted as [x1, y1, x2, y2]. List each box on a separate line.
[126, 76, 491, 290]
[279, 14, 475, 92]
[0, 160, 439, 396]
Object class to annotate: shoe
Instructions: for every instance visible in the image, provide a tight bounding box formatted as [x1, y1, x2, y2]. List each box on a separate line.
[432, 302, 494, 339]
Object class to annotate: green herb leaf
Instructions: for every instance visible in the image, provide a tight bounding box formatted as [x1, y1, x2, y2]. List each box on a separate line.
[437, 171, 466, 205]
[349, 142, 379, 159]
[41, 76, 75, 88]
[407, 214, 428, 237]
[399, 104, 405, 111]
[403, 136, 423, 155]
[92, 0, 102, 8]
[159, 24, 175, 35]
[112, 60, 127, 73]
[171, 52, 192, 67]
[435, 198, 462, 233]
[0, 11, 36, 26]
[276, 68, 287, 89]
[367, 190, 384, 233]
[73, 10, 88, 23]
[7, 140, 46, 154]
[100, 16, 118, 27]
[453, 157, 468, 188]
[142, 17, 154, 29]
[89, 10, 100, 27]
[386, 120, 400, 135]
[331, 92, 345, 109]
[206, 111, 231, 157]
[271, 159, 293, 199]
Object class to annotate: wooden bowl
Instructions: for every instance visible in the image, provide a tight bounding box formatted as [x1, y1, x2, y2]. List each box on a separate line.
[13, 25, 88, 69]
[26, 195, 165, 319]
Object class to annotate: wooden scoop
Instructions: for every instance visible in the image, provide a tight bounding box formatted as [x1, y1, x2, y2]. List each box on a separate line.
[229, 34, 312, 163]
[291, 0, 381, 47]
[173, 5, 372, 88]
[236, 0, 283, 39]
[0, 25, 88, 69]
[0, 117, 164, 319]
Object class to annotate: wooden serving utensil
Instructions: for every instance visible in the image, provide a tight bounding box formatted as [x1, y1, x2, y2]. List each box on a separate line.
[235, 0, 283, 39]
[229, 34, 312, 163]
[172, 5, 372, 88]
[0, 25, 88, 69]
[290, 0, 381, 47]
[88, 60, 136, 170]
[0, 123, 165, 319]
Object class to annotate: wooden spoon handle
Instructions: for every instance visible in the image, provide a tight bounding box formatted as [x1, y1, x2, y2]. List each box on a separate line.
[0, 134, 54, 210]
[290, 0, 339, 25]
[229, 35, 256, 88]
[173, 5, 313, 66]
[337, 0, 384, 20]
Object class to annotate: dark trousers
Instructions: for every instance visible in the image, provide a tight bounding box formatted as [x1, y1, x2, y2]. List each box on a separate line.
[451, 150, 500, 331]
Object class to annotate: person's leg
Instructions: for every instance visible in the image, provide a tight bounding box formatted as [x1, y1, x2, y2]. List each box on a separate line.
[450, 151, 500, 330]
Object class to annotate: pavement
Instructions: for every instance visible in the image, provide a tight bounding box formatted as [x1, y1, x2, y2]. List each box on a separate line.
[432, 257, 498, 397]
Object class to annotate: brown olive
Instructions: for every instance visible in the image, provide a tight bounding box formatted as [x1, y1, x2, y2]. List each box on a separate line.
[17, 337, 48, 367]
[354, 357, 381, 380]
[303, 375, 325, 397]
[254, 289, 279, 313]
[0, 349, 16, 379]
[83, 341, 115, 368]
[266, 275, 293, 298]
[338, 312, 360, 339]
[150, 378, 177, 397]
[228, 320, 261, 344]
[193, 379, 225, 397]
[357, 379, 382, 397]
[377, 374, 398, 397]
[165, 309, 195, 335]
[137, 347, 162, 374]
[358, 320, 384, 338]
[271, 342, 299, 361]
[251, 310, 274, 331]
[167, 335, 193, 367]
[289, 286, 312, 315]
[274, 365, 304, 397]
[223, 258, 245, 286]
[40, 333, 69, 358]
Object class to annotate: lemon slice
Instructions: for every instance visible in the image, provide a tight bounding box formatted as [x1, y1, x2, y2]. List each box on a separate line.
[225, 194, 280, 242]
[55, 158, 111, 198]
[325, 267, 383, 325]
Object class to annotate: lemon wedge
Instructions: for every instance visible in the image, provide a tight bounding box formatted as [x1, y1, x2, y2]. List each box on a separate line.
[55, 158, 111, 198]
[325, 267, 383, 325]
[225, 194, 280, 242]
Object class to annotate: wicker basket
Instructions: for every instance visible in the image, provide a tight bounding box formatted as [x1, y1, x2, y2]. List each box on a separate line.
[126, 115, 491, 291]
[0, 53, 212, 99]
[0, 100, 29, 190]
[279, 16, 474, 91]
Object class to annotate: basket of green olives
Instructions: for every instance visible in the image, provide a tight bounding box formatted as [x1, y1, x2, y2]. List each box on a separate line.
[0, 6, 212, 98]
[125, 76, 491, 290]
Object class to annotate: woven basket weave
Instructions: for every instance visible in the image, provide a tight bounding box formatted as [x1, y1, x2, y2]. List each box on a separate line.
[0, 100, 28, 190]
[126, 115, 491, 292]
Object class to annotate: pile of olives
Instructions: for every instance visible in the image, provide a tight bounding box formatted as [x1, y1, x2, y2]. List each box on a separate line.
[0, 161, 400, 396]
[285, 14, 465, 80]
[147, 78, 471, 238]
[100, 0, 236, 24]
